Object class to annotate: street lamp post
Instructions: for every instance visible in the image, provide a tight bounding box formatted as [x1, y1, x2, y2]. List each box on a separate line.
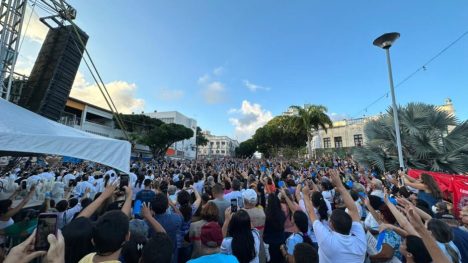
[373, 32, 405, 169]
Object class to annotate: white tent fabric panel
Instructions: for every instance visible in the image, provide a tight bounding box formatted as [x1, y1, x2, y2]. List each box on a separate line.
[0, 98, 130, 173]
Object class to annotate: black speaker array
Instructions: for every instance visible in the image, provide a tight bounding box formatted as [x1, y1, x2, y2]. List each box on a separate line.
[18, 25, 88, 121]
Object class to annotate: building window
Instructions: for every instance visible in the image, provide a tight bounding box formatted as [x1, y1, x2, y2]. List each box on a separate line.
[354, 134, 363, 147]
[216, 150, 219, 154]
[323, 138, 331, 148]
[210, 142, 214, 145]
[221, 141, 225, 145]
[334, 137, 343, 148]
[221, 150, 225, 154]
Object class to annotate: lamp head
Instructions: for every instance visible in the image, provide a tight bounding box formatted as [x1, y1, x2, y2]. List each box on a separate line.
[373, 32, 400, 49]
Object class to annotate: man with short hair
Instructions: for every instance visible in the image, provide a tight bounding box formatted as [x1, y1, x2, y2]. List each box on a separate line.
[140, 232, 174, 263]
[303, 170, 366, 263]
[209, 183, 230, 224]
[78, 210, 130, 263]
[242, 188, 265, 236]
[187, 222, 238, 263]
[224, 179, 243, 208]
[150, 193, 182, 263]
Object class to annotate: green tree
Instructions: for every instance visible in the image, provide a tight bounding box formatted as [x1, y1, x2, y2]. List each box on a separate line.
[288, 105, 333, 158]
[140, 123, 194, 157]
[195, 127, 209, 159]
[353, 103, 468, 174]
[235, 139, 257, 158]
[196, 127, 209, 147]
[250, 116, 307, 158]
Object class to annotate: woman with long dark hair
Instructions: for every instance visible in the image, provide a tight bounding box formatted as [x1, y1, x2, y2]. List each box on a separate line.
[280, 211, 313, 263]
[221, 209, 260, 263]
[264, 194, 286, 263]
[404, 173, 442, 208]
[176, 186, 201, 263]
[311, 191, 330, 222]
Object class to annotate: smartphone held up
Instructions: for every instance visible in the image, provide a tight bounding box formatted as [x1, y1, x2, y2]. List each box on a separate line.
[35, 213, 58, 251]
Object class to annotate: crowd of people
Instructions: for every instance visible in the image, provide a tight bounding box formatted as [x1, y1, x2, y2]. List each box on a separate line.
[0, 157, 466, 263]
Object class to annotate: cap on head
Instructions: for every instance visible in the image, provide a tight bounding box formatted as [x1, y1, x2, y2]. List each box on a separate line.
[242, 189, 257, 204]
[200, 222, 223, 248]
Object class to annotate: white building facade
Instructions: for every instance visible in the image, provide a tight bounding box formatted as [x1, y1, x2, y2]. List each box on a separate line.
[197, 131, 239, 158]
[145, 111, 197, 159]
[313, 98, 456, 150]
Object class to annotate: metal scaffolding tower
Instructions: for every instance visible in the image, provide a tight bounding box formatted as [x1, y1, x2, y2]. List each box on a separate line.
[0, 0, 27, 100]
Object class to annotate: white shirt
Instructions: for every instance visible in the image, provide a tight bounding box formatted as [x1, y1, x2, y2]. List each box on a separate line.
[322, 190, 335, 204]
[104, 169, 116, 178]
[224, 190, 244, 208]
[73, 181, 95, 197]
[313, 220, 366, 263]
[38, 172, 55, 181]
[364, 213, 380, 232]
[221, 229, 260, 263]
[129, 173, 138, 186]
[26, 174, 42, 188]
[57, 203, 82, 229]
[62, 173, 76, 186]
[144, 175, 154, 181]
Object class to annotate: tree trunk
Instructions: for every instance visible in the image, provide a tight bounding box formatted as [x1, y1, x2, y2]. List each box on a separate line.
[307, 133, 312, 159]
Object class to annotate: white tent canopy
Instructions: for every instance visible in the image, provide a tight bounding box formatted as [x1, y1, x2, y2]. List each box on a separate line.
[0, 98, 131, 173]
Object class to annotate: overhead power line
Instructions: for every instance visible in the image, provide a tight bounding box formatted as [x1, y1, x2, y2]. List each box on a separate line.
[351, 29, 468, 119]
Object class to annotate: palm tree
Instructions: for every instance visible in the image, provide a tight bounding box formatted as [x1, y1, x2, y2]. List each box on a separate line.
[288, 105, 333, 158]
[353, 103, 468, 174]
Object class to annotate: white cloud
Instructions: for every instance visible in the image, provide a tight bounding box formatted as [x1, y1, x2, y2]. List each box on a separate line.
[329, 112, 348, 121]
[157, 88, 184, 101]
[229, 100, 273, 141]
[15, 55, 36, 75]
[243, 80, 270, 92]
[202, 81, 226, 104]
[198, 74, 210, 84]
[213, 66, 224, 76]
[70, 72, 145, 113]
[22, 6, 48, 44]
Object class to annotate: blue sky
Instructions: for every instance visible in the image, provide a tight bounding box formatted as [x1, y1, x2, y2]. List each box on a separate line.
[19, 0, 468, 141]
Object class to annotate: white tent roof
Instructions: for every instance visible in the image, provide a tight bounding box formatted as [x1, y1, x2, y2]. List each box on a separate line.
[0, 98, 130, 173]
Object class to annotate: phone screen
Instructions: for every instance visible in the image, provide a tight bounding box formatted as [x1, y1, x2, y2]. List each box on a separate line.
[35, 213, 58, 251]
[120, 175, 129, 191]
[21, 181, 27, 190]
[230, 199, 238, 213]
[278, 181, 285, 188]
[133, 200, 142, 216]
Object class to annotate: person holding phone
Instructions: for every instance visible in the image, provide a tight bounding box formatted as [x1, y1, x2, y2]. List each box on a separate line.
[3, 228, 65, 263]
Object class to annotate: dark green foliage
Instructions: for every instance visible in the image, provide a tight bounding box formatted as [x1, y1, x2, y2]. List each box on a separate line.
[116, 114, 193, 157]
[196, 127, 209, 147]
[354, 103, 468, 174]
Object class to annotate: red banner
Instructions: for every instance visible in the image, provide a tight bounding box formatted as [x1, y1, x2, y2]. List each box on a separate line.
[407, 169, 468, 217]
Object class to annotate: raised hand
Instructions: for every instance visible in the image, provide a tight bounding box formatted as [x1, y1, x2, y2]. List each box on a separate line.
[45, 230, 65, 263]
[329, 169, 343, 188]
[141, 202, 153, 220]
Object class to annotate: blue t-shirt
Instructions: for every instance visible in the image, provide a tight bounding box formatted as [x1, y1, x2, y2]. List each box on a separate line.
[150, 212, 183, 263]
[188, 253, 239, 263]
[286, 233, 305, 255]
[452, 227, 468, 263]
